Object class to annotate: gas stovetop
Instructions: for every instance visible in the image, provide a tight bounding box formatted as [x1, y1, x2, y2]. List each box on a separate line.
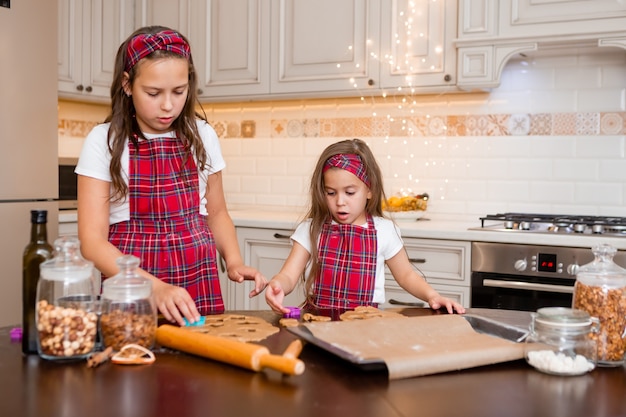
[473, 213, 626, 236]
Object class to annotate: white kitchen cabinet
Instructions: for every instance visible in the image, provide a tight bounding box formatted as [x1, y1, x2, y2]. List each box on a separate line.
[144, 0, 455, 101]
[268, 0, 380, 96]
[456, 0, 626, 90]
[235, 227, 305, 310]
[142, 0, 270, 98]
[58, 0, 140, 102]
[378, 0, 457, 92]
[380, 238, 472, 309]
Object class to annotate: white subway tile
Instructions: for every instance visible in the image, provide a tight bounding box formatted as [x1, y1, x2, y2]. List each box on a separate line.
[530, 182, 575, 203]
[508, 159, 552, 179]
[225, 193, 256, 206]
[552, 159, 599, 180]
[554, 66, 601, 90]
[225, 157, 257, 175]
[465, 158, 510, 179]
[486, 181, 530, 202]
[600, 160, 626, 181]
[240, 138, 272, 156]
[529, 90, 577, 113]
[257, 194, 288, 207]
[271, 176, 305, 194]
[576, 136, 624, 158]
[574, 183, 623, 205]
[257, 158, 287, 175]
[219, 138, 241, 156]
[241, 175, 271, 194]
[578, 88, 624, 112]
[529, 136, 576, 157]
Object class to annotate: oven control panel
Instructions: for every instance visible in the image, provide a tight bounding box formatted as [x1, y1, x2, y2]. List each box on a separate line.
[471, 242, 626, 279]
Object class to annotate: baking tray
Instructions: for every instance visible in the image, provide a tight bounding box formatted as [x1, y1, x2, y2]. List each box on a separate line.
[286, 314, 529, 371]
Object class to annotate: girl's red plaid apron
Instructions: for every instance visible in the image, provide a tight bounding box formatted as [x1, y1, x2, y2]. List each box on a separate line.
[312, 215, 378, 309]
[108, 136, 224, 315]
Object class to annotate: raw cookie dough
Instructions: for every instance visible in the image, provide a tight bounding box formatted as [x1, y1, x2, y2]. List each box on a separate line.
[302, 313, 331, 322]
[185, 314, 279, 342]
[279, 318, 300, 327]
[339, 306, 405, 321]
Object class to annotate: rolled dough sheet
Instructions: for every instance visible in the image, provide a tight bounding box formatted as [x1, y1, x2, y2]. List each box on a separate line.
[303, 314, 525, 379]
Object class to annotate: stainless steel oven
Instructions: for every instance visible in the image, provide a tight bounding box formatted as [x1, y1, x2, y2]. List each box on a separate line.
[470, 213, 626, 312]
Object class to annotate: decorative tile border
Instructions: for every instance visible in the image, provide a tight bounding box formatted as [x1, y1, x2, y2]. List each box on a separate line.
[58, 111, 626, 140]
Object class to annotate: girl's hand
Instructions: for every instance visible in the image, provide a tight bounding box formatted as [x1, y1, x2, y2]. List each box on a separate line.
[151, 280, 201, 326]
[265, 281, 289, 315]
[227, 264, 268, 298]
[428, 295, 466, 315]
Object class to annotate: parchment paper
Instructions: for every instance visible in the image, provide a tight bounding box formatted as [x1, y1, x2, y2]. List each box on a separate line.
[303, 314, 526, 379]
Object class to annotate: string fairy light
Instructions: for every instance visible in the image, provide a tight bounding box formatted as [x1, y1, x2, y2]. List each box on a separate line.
[342, 1, 451, 201]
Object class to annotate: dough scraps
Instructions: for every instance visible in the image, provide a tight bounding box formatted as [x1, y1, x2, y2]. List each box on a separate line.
[185, 314, 279, 342]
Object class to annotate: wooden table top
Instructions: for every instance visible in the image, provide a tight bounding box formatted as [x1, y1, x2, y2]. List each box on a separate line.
[1, 308, 625, 417]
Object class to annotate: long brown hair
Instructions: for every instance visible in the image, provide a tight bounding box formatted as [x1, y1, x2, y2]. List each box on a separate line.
[303, 138, 388, 302]
[105, 25, 208, 202]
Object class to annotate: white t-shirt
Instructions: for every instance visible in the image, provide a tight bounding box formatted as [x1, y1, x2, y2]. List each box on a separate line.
[75, 120, 225, 225]
[291, 216, 405, 304]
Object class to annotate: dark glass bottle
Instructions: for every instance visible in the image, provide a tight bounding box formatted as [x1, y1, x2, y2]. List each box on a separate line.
[22, 210, 53, 354]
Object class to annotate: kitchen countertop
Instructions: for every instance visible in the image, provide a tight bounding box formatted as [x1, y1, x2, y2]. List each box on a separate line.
[229, 208, 626, 250]
[2, 308, 624, 417]
[60, 207, 626, 250]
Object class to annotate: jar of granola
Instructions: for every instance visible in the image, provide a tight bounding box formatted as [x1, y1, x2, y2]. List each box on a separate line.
[100, 255, 156, 351]
[572, 244, 626, 366]
[36, 236, 97, 361]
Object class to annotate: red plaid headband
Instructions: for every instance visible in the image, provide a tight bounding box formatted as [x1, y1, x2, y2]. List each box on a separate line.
[323, 154, 370, 187]
[125, 30, 190, 72]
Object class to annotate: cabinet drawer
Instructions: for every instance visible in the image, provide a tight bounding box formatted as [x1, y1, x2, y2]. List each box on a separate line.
[399, 238, 471, 285]
[235, 227, 305, 310]
[58, 221, 77, 237]
[381, 283, 470, 309]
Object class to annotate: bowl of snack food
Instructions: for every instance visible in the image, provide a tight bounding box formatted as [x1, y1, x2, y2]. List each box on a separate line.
[383, 193, 428, 221]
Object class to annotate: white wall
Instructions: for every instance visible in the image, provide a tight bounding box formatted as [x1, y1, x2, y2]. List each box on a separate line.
[59, 49, 626, 221]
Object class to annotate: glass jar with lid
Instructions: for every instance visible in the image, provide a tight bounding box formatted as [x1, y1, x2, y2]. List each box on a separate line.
[36, 236, 97, 360]
[524, 307, 599, 375]
[572, 243, 626, 366]
[100, 255, 156, 351]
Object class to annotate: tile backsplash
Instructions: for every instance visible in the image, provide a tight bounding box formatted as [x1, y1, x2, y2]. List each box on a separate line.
[58, 50, 626, 221]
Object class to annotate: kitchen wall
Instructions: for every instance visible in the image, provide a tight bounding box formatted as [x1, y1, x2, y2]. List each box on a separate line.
[58, 49, 626, 222]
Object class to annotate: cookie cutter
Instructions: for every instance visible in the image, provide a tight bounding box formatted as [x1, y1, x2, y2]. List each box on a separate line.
[284, 307, 301, 319]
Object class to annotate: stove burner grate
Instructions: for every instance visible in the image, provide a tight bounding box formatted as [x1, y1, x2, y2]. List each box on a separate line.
[478, 213, 626, 235]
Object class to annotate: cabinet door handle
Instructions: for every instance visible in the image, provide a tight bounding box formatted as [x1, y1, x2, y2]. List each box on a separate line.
[408, 258, 426, 264]
[273, 233, 292, 240]
[218, 255, 226, 273]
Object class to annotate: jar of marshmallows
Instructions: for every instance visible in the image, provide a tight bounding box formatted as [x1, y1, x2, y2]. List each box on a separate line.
[524, 307, 599, 376]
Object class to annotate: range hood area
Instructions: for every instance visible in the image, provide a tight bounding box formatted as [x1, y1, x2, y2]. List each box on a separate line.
[455, 0, 626, 91]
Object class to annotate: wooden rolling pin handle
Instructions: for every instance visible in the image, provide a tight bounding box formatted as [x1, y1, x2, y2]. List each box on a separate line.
[282, 339, 304, 359]
[259, 353, 305, 376]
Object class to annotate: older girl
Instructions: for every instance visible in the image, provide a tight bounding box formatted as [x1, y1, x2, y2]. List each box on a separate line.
[76, 26, 266, 325]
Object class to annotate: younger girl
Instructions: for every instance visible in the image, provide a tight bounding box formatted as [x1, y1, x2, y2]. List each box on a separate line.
[265, 138, 465, 315]
[76, 26, 267, 326]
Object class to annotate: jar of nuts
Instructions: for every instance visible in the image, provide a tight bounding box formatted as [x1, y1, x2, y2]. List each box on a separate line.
[100, 255, 156, 351]
[36, 237, 97, 361]
[573, 244, 626, 367]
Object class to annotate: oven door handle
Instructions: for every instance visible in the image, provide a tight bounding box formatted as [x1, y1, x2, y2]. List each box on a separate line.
[483, 279, 574, 294]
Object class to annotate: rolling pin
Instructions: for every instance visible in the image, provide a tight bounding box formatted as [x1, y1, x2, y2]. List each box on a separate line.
[155, 324, 305, 376]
